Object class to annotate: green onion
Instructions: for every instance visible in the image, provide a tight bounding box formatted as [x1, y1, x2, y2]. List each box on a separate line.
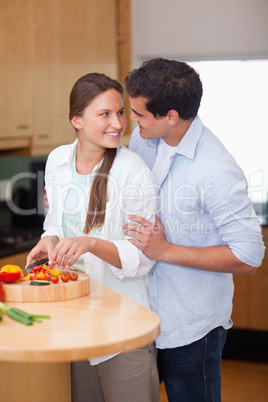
[6, 310, 33, 325]
[0, 302, 50, 326]
[31, 314, 51, 319]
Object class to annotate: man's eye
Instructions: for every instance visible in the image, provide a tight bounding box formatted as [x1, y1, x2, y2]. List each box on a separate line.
[118, 110, 124, 116]
[101, 113, 108, 117]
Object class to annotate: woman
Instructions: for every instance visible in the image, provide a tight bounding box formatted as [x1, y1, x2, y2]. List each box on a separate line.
[26, 73, 159, 402]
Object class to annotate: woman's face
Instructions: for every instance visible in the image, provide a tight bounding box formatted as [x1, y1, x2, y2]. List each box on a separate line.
[74, 89, 127, 150]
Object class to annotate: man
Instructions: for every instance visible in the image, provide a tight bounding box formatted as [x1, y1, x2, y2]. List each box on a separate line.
[124, 58, 265, 401]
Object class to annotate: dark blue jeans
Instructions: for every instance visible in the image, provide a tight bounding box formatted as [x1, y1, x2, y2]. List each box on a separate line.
[158, 326, 228, 402]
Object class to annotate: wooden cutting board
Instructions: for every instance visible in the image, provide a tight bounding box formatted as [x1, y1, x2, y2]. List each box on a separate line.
[2, 273, 90, 302]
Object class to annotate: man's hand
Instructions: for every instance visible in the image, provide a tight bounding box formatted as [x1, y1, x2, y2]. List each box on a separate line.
[125, 215, 169, 260]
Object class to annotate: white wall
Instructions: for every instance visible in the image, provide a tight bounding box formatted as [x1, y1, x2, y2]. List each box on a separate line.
[130, 0, 268, 207]
[131, 0, 268, 65]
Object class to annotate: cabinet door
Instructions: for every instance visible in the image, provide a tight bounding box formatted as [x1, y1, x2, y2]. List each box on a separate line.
[0, 0, 32, 149]
[232, 228, 268, 331]
[31, 0, 118, 155]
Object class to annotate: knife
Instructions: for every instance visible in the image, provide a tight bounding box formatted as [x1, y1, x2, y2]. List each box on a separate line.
[22, 258, 49, 276]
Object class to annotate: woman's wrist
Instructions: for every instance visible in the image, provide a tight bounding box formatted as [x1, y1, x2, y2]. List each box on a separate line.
[87, 237, 96, 253]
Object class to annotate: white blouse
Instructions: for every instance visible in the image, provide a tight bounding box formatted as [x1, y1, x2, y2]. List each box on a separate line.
[43, 141, 158, 309]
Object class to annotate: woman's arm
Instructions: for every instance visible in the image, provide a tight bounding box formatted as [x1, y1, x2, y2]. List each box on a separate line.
[49, 236, 121, 268]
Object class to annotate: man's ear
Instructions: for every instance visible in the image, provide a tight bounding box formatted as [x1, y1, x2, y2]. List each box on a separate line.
[167, 110, 179, 126]
[71, 116, 82, 130]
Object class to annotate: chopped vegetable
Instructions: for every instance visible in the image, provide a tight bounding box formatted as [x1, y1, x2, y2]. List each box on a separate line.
[24, 265, 79, 284]
[30, 280, 51, 286]
[51, 275, 59, 284]
[0, 302, 50, 325]
[1, 264, 22, 274]
[44, 272, 52, 281]
[0, 264, 23, 283]
[0, 281, 5, 300]
[0, 271, 21, 283]
[24, 265, 62, 281]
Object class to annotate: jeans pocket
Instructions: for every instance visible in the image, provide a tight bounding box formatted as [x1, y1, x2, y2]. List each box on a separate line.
[219, 326, 228, 357]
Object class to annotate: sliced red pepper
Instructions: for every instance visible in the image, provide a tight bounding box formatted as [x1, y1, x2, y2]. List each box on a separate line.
[32, 266, 41, 272]
[0, 281, 5, 300]
[0, 271, 21, 283]
[30, 275, 39, 280]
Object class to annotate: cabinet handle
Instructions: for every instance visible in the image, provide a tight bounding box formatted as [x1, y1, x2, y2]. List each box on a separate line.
[17, 125, 30, 130]
[37, 134, 49, 139]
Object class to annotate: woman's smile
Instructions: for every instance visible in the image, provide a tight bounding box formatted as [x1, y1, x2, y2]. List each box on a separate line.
[104, 131, 121, 138]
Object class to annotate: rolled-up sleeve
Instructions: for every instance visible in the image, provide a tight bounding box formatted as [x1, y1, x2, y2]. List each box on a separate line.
[204, 163, 265, 267]
[107, 153, 158, 279]
[109, 240, 156, 279]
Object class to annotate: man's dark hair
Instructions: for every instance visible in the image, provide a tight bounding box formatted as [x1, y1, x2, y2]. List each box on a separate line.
[124, 58, 203, 120]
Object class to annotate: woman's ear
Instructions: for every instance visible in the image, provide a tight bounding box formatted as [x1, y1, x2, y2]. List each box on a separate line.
[71, 116, 82, 130]
[167, 110, 179, 126]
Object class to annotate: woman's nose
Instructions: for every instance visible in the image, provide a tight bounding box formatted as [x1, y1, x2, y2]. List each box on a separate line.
[111, 114, 122, 128]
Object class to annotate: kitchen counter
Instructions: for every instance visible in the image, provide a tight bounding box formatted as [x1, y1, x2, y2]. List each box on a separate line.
[0, 278, 160, 402]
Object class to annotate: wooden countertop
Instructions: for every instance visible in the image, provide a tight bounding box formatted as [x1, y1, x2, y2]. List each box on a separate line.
[0, 279, 160, 363]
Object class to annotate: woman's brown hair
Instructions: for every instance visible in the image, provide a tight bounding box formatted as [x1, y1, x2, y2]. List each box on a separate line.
[69, 73, 124, 234]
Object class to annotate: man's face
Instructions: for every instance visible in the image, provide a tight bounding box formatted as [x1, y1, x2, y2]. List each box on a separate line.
[129, 96, 168, 140]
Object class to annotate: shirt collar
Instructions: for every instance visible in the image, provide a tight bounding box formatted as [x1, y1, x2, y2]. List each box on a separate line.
[57, 139, 118, 172]
[147, 116, 203, 160]
[58, 139, 78, 166]
[176, 116, 203, 160]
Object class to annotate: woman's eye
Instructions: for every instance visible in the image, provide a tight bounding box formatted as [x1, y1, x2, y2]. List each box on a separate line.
[101, 113, 108, 117]
[118, 110, 124, 116]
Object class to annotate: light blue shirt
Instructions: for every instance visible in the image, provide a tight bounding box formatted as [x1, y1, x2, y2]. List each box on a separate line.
[129, 116, 265, 348]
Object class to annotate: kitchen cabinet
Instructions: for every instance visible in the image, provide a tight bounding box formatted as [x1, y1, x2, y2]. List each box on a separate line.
[0, 0, 130, 155]
[231, 227, 268, 331]
[31, 0, 118, 155]
[116, 0, 132, 144]
[0, 0, 32, 150]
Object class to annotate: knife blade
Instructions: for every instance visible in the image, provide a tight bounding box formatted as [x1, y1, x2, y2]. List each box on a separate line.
[22, 258, 49, 276]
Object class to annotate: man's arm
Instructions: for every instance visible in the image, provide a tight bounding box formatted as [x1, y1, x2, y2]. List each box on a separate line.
[125, 215, 258, 274]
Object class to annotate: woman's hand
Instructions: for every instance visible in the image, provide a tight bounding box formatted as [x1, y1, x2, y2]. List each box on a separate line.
[49, 236, 92, 269]
[26, 236, 59, 267]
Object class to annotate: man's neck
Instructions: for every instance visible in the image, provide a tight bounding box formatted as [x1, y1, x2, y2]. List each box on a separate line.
[163, 118, 193, 147]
